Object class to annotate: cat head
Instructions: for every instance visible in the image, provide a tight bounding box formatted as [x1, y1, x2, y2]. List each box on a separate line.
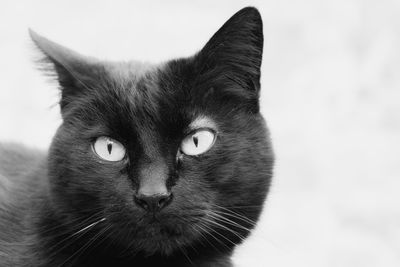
[32, 7, 273, 257]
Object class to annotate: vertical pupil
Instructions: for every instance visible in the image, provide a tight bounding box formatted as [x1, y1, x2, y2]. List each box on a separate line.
[193, 136, 198, 147]
[107, 142, 113, 154]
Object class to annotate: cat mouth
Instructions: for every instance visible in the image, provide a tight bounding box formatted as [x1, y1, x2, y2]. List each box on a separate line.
[136, 213, 192, 235]
[139, 211, 163, 223]
[144, 215, 162, 225]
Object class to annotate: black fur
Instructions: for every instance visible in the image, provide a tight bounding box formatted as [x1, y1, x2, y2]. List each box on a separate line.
[0, 7, 273, 266]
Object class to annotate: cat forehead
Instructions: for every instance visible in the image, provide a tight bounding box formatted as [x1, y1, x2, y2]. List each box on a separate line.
[106, 61, 157, 81]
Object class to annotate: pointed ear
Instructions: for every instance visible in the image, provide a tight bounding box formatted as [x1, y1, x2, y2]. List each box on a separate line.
[197, 7, 263, 94]
[29, 29, 99, 111]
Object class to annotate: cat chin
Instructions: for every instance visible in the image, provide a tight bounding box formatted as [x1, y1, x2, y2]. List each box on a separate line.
[131, 223, 196, 256]
[112, 213, 199, 256]
[136, 235, 191, 256]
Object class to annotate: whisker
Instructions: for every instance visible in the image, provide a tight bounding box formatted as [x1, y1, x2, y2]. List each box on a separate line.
[53, 214, 104, 243]
[74, 218, 106, 236]
[37, 207, 105, 236]
[215, 209, 257, 225]
[69, 225, 112, 266]
[196, 223, 225, 248]
[198, 221, 237, 247]
[58, 223, 109, 267]
[208, 206, 284, 250]
[211, 204, 258, 225]
[221, 205, 263, 209]
[208, 212, 253, 232]
[47, 216, 106, 259]
[178, 245, 194, 266]
[202, 217, 246, 242]
[192, 224, 223, 254]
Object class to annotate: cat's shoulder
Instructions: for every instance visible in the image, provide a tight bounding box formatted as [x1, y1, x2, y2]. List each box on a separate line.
[0, 143, 47, 265]
[0, 142, 46, 202]
[0, 142, 46, 173]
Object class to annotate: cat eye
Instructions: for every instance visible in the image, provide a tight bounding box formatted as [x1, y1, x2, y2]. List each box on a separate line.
[180, 129, 216, 156]
[92, 136, 126, 162]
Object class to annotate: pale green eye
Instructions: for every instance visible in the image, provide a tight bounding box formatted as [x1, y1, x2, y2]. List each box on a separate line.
[93, 137, 126, 161]
[181, 130, 216, 156]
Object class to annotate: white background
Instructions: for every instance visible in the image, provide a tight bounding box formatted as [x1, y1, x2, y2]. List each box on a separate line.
[0, 0, 399, 266]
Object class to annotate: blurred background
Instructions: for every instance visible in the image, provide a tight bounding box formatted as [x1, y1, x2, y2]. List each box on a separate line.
[0, 0, 399, 266]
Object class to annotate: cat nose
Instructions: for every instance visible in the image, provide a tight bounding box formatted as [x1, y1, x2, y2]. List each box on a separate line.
[134, 193, 173, 212]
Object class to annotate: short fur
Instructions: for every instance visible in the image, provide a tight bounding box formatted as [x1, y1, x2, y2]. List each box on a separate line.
[0, 7, 273, 267]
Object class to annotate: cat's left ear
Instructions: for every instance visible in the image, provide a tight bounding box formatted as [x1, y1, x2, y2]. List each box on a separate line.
[196, 7, 264, 95]
[29, 29, 100, 111]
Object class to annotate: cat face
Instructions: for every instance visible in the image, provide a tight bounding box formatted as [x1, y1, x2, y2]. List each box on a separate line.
[32, 7, 274, 256]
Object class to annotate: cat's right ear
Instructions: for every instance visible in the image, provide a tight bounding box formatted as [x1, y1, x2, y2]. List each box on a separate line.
[29, 29, 98, 111]
[196, 7, 263, 93]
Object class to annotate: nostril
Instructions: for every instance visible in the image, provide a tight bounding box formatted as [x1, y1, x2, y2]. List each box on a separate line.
[134, 193, 173, 212]
[158, 193, 172, 208]
[134, 197, 149, 210]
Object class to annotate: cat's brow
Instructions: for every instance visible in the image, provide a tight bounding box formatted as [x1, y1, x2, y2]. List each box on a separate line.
[189, 116, 217, 130]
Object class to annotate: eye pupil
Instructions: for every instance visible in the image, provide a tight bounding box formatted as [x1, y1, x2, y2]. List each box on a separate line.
[193, 136, 198, 147]
[107, 142, 112, 154]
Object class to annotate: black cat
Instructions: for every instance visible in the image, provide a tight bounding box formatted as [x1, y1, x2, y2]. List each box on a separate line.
[0, 7, 274, 267]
